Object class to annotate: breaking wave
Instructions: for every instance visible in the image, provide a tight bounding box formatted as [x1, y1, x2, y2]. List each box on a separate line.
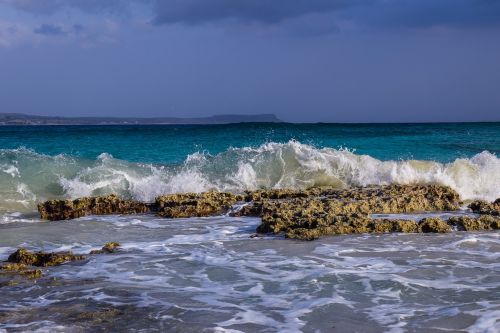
[0, 141, 498, 213]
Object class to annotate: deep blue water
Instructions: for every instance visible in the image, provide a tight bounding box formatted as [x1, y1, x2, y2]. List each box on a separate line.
[0, 122, 498, 163]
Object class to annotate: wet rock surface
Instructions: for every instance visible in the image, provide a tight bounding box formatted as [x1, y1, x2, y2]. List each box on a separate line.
[38, 194, 151, 221]
[448, 215, 500, 231]
[35, 185, 500, 240]
[90, 242, 121, 254]
[418, 217, 452, 233]
[155, 192, 242, 218]
[239, 184, 461, 218]
[7, 248, 85, 267]
[1, 249, 84, 287]
[0, 263, 42, 287]
[1, 244, 124, 287]
[255, 185, 463, 239]
[468, 198, 500, 216]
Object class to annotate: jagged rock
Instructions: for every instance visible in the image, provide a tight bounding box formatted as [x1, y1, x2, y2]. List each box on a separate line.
[244, 188, 330, 202]
[448, 215, 500, 231]
[418, 218, 451, 233]
[38, 194, 151, 221]
[230, 202, 264, 217]
[90, 242, 121, 254]
[155, 192, 240, 218]
[283, 217, 420, 240]
[7, 248, 85, 267]
[37, 185, 460, 222]
[247, 184, 459, 211]
[0, 263, 42, 279]
[468, 199, 500, 216]
[255, 185, 460, 239]
[372, 219, 419, 233]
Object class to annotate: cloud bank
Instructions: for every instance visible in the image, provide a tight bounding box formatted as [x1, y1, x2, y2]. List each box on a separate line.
[2, 0, 500, 29]
[0, 0, 137, 14]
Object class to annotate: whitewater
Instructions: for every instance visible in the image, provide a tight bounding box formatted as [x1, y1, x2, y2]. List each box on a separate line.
[1, 123, 499, 332]
[0, 141, 498, 215]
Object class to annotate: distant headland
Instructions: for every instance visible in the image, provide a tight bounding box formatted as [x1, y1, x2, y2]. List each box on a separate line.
[0, 113, 282, 125]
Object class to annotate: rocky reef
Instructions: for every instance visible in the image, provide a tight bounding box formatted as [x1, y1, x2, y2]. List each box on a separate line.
[90, 242, 121, 254]
[155, 192, 242, 218]
[38, 194, 152, 221]
[1, 248, 84, 286]
[35, 185, 500, 240]
[7, 248, 85, 267]
[0, 263, 42, 286]
[253, 185, 465, 239]
[468, 199, 500, 216]
[1, 243, 122, 286]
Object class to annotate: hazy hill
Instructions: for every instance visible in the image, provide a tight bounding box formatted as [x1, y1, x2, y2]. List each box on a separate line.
[0, 113, 282, 125]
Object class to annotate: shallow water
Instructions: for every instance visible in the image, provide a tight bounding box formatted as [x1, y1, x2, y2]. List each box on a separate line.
[0, 123, 499, 215]
[0, 123, 499, 332]
[1, 214, 499, 332]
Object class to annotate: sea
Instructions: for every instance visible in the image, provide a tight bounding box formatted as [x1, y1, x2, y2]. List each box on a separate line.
[0, 123, 499, 332]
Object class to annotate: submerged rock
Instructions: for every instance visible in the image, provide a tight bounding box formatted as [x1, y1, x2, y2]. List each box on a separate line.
[1, 249, 85, 286]
[7, 248, 85, 267]
[77, 307, 122, 324]
[38, 194, 151, 221]
[0, 263, 42, 280]
[90, 242, 121, 254]
[155, 192, 241, 218]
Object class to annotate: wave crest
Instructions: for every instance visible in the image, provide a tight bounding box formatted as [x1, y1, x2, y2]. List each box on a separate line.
[0, 142, 498, 213]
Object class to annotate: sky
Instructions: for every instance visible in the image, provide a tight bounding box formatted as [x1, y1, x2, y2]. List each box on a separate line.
[0, 1, 499, 123]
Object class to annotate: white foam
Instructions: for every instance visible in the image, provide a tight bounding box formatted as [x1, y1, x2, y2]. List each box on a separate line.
[58, 141, 500, 202]
[0, 142, 498, 215]
[2, 214, 500, 331]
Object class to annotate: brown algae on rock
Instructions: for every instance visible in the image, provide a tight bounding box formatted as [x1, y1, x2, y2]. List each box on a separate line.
[38, 194, 152, 221]
[7, 248, 85, 267]
[1, 248, 84, 286]
[90, 242, 121, 254]
[468, 199, 500, 216]
[418, 217, 452, 233]
[1, 243, 122, 286]
[155, 191, 241, 218]
[35, 185, 500, 241]
[0, 263, 42, 283]
[77, 307, 122, 324]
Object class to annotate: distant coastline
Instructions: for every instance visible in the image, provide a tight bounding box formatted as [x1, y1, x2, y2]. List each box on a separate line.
[0, 113, 282, 125]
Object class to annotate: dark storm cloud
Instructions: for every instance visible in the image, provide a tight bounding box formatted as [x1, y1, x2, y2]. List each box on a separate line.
[0, 0, 140, 15]
[152, 0, 350, 25]
[348, 0, 500, 29]
[151, 0, 500, 29]
[33, 23, 66, 36]
[4, 0, 500, 30]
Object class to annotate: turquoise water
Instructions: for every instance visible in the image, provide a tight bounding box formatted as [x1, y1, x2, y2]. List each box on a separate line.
[1, 122, 499, 163]
[0, 123, 499, 332]
[0, 122, 498, 212]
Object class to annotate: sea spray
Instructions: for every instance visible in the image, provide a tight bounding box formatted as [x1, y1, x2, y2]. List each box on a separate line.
[0, 141, 498, 213]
